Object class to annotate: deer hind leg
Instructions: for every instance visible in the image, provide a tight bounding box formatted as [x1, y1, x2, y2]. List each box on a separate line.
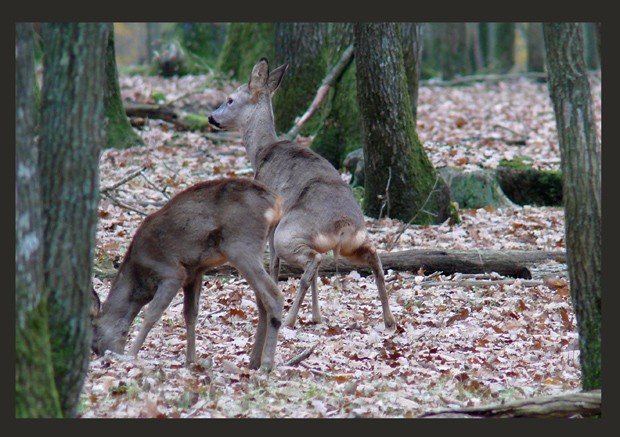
[225, 247, 283, 372]
[182, 274, 203, 365]
[128, 276, 184, 357]
[346, 244, 397, 330]
[283, 250, 322, 328]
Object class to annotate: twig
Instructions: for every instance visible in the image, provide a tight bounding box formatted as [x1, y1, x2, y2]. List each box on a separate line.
[139, 170, 170, 199]
[284, 343, 318, 366]
[100, 165, 148, 194]
[493, 124, 529, 140]
[387, 174, 441, 251]
[422, 72, 548, 87]
[299, 362, 336, 378]
[286, 44, 354, 140]
[378, 167, 392, 219]
[101, 191, 148, 216]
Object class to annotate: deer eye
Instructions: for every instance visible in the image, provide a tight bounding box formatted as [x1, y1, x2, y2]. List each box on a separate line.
[227, 98, 233, 105]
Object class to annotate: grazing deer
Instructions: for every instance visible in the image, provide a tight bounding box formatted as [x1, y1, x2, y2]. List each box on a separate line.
[91, 178, 284, 372]
[208, 58, 396, 330]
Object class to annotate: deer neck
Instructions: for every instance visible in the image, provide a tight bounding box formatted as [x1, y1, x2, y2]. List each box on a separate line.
[242, 103, 278, 171]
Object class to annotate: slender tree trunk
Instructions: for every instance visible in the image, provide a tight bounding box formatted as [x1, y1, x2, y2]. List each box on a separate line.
[38, 22, 108, 418]
[436, 22, 471, 80]
[354, 23, 451, 224]
[273, 22, 326, 133]
[543, 23, 601, 391]
[216, 23, 274, 81]
[399, 23, 423, 124]
[527, 23, 545, 73]
[15, 22, 62, 419]
[103, 23, 144, 150]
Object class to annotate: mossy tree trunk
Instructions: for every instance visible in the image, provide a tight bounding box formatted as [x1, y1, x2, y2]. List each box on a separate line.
[273, 22, 327, 134]
[426, 23, 471, 80]
[103, 23, 144, 150]
[309, 23, 360, 168]
[543, 23, 601, 391]
[38, 22, 107, 417]
[354, 23, 451, 224]
[216, 23, 274, 81]
[15, 22, 62, 419]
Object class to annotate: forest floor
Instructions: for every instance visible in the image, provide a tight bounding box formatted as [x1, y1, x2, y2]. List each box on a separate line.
[80, 71, 601, 418]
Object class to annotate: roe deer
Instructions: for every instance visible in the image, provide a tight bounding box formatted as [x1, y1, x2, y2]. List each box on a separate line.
[208, 58, 396, 330]
[91, 177, 284, 371]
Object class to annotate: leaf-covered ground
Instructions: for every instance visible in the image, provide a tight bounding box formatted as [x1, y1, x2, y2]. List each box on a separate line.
[80, 71, 601, 418]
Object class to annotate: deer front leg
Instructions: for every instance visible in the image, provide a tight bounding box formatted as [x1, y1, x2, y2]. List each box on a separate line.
[128, 277, 183, 357]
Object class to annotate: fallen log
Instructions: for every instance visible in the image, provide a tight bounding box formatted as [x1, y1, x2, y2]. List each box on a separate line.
[417, 389, 601, 418]
[204, 249, 566, 280]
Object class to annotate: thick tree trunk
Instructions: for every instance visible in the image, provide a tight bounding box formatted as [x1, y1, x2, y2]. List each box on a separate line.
[273, 22, 326, 134]
[15, 22, 62, 419]
[38, 23, 108, 418]
[354, 23, 451, 224]
[103, 23, 144, 150]
[543, 23, 601, 391]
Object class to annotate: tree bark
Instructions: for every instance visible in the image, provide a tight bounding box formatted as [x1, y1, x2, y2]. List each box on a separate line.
[38, 22, 108, 418]
[15, 22, 63, 419]
[543, 23, 601, 391]
[354, 23, 451, 224]
[494, 23, 515, 73]
[418, 389, 600, 418]
[103, 23, 144, 150]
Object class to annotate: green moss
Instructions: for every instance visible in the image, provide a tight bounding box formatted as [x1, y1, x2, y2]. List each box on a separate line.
[497, 159, 563, 206]
[181, 113, 212, 131]
[216, 23, 274, 81]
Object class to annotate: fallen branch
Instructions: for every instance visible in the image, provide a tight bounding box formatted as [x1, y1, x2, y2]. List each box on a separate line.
[100, 165, 147, 194]
[285, 343, 319, 366]
[206, 249, 566, 280]
[418, 389, 601, 418]
[422, 72, 548, 87]
[286, 44, 355, 140]
[420, 278, 543, 288]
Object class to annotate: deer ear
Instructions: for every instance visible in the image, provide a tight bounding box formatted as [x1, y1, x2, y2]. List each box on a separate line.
[268, 64, 288, 94]
[249, 58, 270, 90]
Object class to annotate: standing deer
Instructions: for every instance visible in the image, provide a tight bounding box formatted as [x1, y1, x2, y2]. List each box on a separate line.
[91, 177, 284, 372]
[208, 58, 396, 330]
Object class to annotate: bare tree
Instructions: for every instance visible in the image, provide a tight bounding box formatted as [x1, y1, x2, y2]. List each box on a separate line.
[15, 22, 62, 418]
[37, 22, 108, 417]
[543, 22, 601, 391]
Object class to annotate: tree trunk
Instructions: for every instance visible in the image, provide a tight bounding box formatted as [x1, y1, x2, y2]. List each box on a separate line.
[273, 22, 326, 134]
[527, 23, 545, 73]
[103, 23, 144, 150]
[354, 23, 451, 224]
[399, 23, 423, 124]
[216, 23, 274, 81]
[543, 23, 601, 391]
[309, 23, 360, 168]
[494, 23, 515, 73]
[38, 22, 108, 418]
[15, 22, 62, 419]
[435, 22, 471, 80]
